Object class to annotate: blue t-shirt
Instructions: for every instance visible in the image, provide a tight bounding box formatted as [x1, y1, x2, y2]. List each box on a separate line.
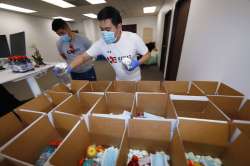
[57, 34, 93, 73]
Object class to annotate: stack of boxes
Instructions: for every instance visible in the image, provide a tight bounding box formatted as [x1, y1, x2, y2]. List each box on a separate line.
[0, 80, 249, 166]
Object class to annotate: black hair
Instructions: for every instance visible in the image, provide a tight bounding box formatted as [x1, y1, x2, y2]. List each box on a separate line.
[97, 6, 122, 26]
[52, 19, 68, 32]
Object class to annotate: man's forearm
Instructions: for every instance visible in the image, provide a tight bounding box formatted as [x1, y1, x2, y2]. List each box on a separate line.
[139, 52, 151, 64]
[69, 52, 91, 69]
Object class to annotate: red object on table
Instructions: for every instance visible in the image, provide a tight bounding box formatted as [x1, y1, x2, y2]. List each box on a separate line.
[128, 155, 139, 166]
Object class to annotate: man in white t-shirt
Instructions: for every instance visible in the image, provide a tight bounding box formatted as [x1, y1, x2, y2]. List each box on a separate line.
[65, 6, 150, 81]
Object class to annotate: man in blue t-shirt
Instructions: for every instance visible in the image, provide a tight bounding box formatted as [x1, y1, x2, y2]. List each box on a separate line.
[52, 19, 96, 81]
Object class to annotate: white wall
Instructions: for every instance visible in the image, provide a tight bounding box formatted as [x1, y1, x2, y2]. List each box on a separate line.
[123, 16, 157, 42]
[0, 9, 62, 62]
[178, 0, 250, 98]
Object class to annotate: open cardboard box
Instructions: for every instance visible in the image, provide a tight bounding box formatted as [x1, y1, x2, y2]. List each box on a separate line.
[136, 81, 164, 92]
[208, 96, 249, 121]
[15, 91, 71, 114]
[0, 110, 43, 151]
[55, 92, 103, 118]
[132, 93, 177, 120]
[47, 116, 126, 166]
[116, 119, 187, 166]
[170, 95, 229, 121]
[230, 120, 250, 141]
[79, 81, 111, 93]
[107, 81, 136, 93]
[50, 80, 89, 94]
[162, 81, 204, 96]
[0, 113, 79, 166]
[193, 81, 244, 96]
[178, 117, 250, 166]
[91, 92, 135, 120]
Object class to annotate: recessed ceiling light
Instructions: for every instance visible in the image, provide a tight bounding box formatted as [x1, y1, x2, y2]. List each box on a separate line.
[83, 13, 97, 19]
[0, 3, 37, 13]
[41, 0, 75, 8]
[143, 6, 157, 14]
[85, 0, 106, 5]
[52, 16, 74, 21]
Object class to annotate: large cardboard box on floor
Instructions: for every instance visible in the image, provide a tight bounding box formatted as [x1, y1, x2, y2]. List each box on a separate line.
[136, 81, 164, 92]
[162, 81, 204, 96]
[193, 81, 244, 96]
[79, 81, 111, 93]
[91, 92, 135, 121]
[132, 93, 177, 120]
[170, 95, 229, 121]
[178, 118, 250, 166]
[0, 113, 79, 166]
[117, 119, 187, 166]
[15, 91, 71, 114]
[0, 110, 43, 151]
[47, 116, 126, 166]
[55, 92, 103, 118]
[107, 81, 136, 93]
[209, 96, 249, 121]
[50, 80, 89, 94]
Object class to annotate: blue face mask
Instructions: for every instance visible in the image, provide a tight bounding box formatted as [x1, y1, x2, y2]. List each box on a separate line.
[101, 31, 117, 44]
[61, 34, 71, 43]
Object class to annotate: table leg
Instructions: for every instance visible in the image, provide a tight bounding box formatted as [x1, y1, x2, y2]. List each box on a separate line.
[26, 77, 41, 97]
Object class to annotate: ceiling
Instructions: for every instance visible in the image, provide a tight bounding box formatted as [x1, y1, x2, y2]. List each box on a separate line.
[0, 0, 165, 21]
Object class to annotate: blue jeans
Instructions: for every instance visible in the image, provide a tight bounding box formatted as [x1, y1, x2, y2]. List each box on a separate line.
[70, 67, 97, 81]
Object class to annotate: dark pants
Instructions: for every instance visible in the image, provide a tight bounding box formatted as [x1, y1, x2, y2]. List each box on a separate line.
[70, 67, 97, 81]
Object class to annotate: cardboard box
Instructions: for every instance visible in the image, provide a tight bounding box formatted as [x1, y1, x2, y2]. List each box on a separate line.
[193, 81, 244, 96]
[1, 113, 79, 166]
[79, 81, 111, 93]
[55, 93, 103, 117]
[230, 120, 250, 140]
[91, 92, 135, 119]
[170, 95, 228, 121]
[107, 81, 136, 93]
[208, 96, 247, 121]
[178, 118, 250, 166]
[132, 93, 177, 120]
[0, 110, 43, 150]
[47, 116, 126, 166]
[136, 81, 164, 92]
[50, 80, 89, 94]
[116, 119, 187, 166]
[162, 81, 204, 95]
[16, 91, 71, 114]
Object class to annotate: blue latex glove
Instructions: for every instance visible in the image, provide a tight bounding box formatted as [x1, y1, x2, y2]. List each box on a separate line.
[128, 59, 140, 71]
[65, 65, 72, 74]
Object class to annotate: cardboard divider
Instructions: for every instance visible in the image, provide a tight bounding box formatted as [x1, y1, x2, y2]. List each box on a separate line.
[91, 92, 135, 116]
[15, 92, 72, 114]
[0, 111, 43, 150]
[55, 93, 103, 117]
[136, 81, 164, 92]
[132, 93, 177, 119]
[162, 81, 190, 95]
[1, 113, 79, 166]
[231, 120, 250, 140]
[79, 81, 111, 93]
[116, 119, 187, 166]
[47, 116, 126, 166]
[50, 80, 89, 94]
[208, 96, 245, 120]
[171, 95, 228, 121]
[107, 81, 136, 93]
[193, 81, 244, 96]
[162, 81, 204, 96]
[178, 118, 250, 166]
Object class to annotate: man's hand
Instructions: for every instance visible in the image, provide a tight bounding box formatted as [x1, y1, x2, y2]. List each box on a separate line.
[53, 63, 72, 77]
[128, 59, 140, 71]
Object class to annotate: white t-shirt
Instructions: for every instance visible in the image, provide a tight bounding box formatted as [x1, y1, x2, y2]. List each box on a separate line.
[87, 31, 148, 81]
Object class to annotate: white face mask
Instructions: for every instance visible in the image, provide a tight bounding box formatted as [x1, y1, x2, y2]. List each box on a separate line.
[101, 31, 117, 44]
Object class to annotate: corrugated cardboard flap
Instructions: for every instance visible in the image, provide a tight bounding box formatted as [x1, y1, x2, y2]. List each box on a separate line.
[162, 81, 189, 95]
[71, 80, 89, 94]
[136, 81, 163, 92]
[193, 81, 218, 95]
[218, 83, 244, 96]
